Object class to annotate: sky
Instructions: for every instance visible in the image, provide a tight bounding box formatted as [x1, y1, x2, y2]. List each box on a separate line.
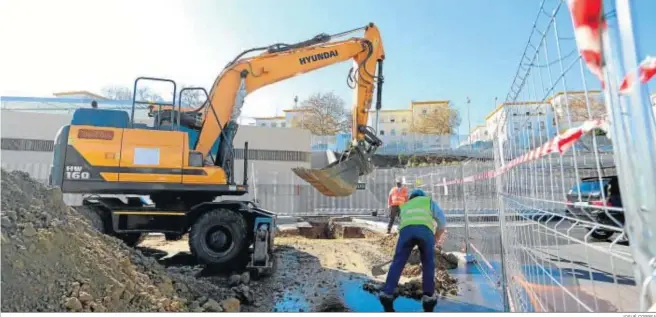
[1, 0, 654, 135]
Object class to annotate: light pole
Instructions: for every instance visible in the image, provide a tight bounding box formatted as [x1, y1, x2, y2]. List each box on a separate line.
[466, 97, 471, 145]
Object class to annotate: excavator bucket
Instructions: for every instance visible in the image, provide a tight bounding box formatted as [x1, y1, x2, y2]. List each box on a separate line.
[292, 149, 373, 197]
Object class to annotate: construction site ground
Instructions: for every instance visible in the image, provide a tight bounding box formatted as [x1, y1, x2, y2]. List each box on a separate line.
[1, 169, 502, 312]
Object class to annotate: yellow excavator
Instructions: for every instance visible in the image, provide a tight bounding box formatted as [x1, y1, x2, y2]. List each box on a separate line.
[49, 23, 385, 273]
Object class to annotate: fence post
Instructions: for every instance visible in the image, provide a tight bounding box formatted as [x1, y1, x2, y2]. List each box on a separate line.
[460, 162, 471, 255]
[495, 138, 511, 312]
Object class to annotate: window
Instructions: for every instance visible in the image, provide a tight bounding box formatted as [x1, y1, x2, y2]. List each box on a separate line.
[422, 109, 427, 115]
[401, 117, 407, 123]
[390, 117, 395, 123]
[526, 111, 530, 116]
[380, 130, 385, 135]
[281, 122, 287, 128]
[260, 123, 266, 127]
[402, 129, 407, 136]
[539, 122, 545, 130]
[527, 122, 532, 129]
[552, 118, 557, 126]
[271, 122, 277, 127]
[391, 129, 396, 136]
[1, 138, 54, 152]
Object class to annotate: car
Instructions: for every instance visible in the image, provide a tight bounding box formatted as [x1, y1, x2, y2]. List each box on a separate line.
[565, 175, 624, 241]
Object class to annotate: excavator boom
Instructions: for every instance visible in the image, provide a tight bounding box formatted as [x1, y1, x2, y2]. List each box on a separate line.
[193, 23, 386, 196]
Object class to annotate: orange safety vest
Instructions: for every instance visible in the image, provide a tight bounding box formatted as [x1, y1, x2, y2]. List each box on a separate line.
[389, 187, 408, 206]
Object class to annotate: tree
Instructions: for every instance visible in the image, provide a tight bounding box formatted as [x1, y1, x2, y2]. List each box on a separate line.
[100, 85, 163, 103]
[179, 86, 206, 109]
[101, 86, 132, 100]
[553, 93, 606, 123]
[293, 92, 350, 135]
[410, 104, 462, 135]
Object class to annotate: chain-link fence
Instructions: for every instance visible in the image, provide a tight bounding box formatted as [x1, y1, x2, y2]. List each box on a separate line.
[404, 0, 655, 312]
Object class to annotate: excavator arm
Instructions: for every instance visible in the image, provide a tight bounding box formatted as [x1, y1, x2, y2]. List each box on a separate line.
[196, 23, 386, 197]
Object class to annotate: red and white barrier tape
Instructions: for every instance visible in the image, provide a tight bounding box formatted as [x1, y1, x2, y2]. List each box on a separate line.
[436, 1, 654, 187]
[619, 56, 656, 94]
[568, 0, 606, 84]
[568, 0, 656, 93]
[442, 119, 606, 186]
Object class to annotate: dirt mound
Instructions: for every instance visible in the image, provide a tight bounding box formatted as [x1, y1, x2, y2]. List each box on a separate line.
[0, 170, 240, 312]
[315, 295, 351, 312]
[372, 233, 459, 295]
[376, 233, 459, 272]
[362, 269, 459, 299]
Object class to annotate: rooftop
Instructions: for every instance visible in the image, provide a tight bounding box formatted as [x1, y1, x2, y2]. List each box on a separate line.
[410, 100, 450, 106]
[53, 90, 108, 100]
[253, 116, 286, 120]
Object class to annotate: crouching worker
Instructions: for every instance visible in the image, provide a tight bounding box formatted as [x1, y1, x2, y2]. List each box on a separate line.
[378, 189, 447, 312]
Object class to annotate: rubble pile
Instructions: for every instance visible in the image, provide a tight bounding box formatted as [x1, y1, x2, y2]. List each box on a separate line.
[378, 233, 459, 272]
[362, 270, 459, 299]
[372, 233, 460, 296]
[0, 170, 242, 312]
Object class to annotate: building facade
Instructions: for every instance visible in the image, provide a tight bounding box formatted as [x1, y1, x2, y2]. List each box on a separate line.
[484, 101, 557, 149]
[254, 116, 287, 128]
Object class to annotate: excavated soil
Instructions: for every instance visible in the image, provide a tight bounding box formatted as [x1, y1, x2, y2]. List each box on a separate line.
[0, 170, 243, 312]
[368, 233, 460, 297]
[277, 216, 380, 240]
[1, 169, 461, 312]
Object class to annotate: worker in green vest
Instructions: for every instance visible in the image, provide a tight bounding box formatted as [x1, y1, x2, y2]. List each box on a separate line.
[378, 188, 447, 312]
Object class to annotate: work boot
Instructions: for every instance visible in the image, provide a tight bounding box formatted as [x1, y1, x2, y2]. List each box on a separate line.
[379, 293, 395, 312]
[422, 295, 437, 312]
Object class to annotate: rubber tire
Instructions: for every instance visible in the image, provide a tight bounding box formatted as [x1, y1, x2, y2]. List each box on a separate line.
[589, 229, 614, 241]
[189, 209, 249, 268]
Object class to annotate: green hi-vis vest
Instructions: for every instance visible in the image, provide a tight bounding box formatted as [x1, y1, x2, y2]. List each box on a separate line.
[399, 196, 435, 234]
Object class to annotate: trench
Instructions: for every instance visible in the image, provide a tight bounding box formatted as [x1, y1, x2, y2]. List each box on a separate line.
[278, 216, 382, 240]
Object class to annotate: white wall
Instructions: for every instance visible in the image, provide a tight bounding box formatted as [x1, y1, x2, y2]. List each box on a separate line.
[1, 110, 310, 184]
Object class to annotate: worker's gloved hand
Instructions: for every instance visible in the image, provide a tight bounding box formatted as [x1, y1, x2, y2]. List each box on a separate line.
[422, 295, 438, 312]
[435, 230, 447, 247]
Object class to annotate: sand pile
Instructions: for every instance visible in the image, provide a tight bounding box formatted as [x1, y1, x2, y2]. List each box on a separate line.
[0, 170, 242, 312]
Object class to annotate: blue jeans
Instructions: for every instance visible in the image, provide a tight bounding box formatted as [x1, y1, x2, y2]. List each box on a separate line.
[383, 225, 435, 296]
